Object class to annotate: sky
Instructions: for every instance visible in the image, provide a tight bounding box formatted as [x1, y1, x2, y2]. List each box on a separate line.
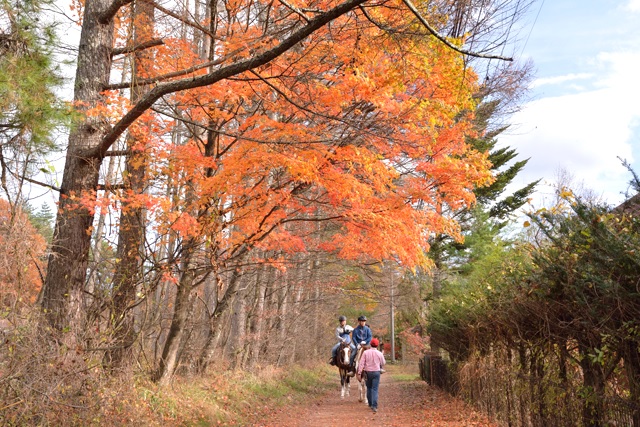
[500, 0, 640, 209]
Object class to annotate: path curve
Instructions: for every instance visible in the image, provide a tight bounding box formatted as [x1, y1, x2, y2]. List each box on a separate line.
[255, 364, 497, 427]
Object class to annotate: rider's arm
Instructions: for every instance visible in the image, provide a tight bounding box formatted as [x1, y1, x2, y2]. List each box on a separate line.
[364, 327, 372, 345]
[352, 327, 361, 345]
[335, 326, 343, 341]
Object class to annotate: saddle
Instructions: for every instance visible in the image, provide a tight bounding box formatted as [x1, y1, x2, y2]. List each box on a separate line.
[348, 345, 366, 377]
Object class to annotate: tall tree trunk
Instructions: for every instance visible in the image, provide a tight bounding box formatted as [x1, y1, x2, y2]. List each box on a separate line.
[107, 0, 155, 367]
[41, 0, 118, 332]
[155, 243, 198, 385]
[312, 277, 320, 359]
[196, 268, 242, 372]
[518, 343, 528, 426]
[248, 265, 267, 368]
[87, 152, 117, 299]
[275, 270, 290, 366]
[229, 288, 247, 369]
[288, 280, 304, 364]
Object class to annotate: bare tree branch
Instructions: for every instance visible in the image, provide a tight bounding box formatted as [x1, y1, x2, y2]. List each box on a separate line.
[111, 39, 164, 57]
[98, 0, 134, 24]
[278, 0, 311, 22]
[104, 47, 245, 90]
[138, 0, 215, 38]
[400, 0, 513, 61]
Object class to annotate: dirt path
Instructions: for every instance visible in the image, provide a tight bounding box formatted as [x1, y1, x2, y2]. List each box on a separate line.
[255, 364, 497, 427]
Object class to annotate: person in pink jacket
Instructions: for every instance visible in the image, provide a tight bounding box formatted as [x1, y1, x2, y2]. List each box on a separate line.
[357, 338, 386, 413]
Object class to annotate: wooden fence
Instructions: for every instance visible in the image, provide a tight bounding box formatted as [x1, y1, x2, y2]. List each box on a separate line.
[419, 350, 640, 427]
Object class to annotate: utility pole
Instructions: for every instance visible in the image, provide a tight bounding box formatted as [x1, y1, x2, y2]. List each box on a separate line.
[390, 268, 395, 363]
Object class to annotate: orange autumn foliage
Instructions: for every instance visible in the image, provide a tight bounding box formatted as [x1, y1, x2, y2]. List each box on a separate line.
[97, 0, 495, 270]
[0, 200, 46, 307]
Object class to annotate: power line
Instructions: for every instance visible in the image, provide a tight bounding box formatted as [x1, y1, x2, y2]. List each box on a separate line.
[521, 0, 545, 56]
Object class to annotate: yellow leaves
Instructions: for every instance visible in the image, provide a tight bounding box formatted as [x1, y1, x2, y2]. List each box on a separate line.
[559, 188, 574, 200]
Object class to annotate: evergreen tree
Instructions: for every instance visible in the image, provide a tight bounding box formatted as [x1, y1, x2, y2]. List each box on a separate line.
[24, 202, 54, 243]
[430, 99, 539, 268]
[0, 0, 67, 203]
[423, 99, 538, 353]
[468, 100, 539, 223]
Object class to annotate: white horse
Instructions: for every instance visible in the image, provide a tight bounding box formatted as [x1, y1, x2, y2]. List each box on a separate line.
[353, 345, 368, 405]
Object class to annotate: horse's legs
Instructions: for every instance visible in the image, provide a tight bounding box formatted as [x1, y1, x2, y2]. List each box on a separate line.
[358, 379, 368, 405]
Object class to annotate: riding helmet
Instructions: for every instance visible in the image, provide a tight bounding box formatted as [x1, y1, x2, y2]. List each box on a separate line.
[358, 315, 367, 321]
[338, 315, 347, 321]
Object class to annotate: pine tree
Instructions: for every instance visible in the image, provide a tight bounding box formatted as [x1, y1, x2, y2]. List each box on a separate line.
[430, 99, 539, 271]
[0, 0, 67, 203]
[24, 202, 54, 243]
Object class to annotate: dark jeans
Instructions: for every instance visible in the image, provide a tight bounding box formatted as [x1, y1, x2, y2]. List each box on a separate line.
[365, 370, 381, 409]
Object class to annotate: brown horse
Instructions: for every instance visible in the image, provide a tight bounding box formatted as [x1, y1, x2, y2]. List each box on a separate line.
[336, 341, 354, 398]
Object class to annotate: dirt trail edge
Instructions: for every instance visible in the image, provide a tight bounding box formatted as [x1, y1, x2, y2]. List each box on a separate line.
[255, 364, 497, 427]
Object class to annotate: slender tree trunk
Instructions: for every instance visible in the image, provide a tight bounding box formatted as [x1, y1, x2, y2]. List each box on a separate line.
[275, 270, 289, 366]
[229, 283, 247, 369]
[107, 0, 155, 367]
[87, 153, 116, 298]
[518, 343, 528, 426]
[312, 277, 320, 358]
[196, 268, 242, 372]
[155, 245, 197, 385]
[289, 282, 304, 364]
[248, 266, 266, 368]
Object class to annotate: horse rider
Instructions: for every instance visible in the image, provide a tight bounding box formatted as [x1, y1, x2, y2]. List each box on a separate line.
[351, 315, 372, 366]
[329, 315, 354, 365]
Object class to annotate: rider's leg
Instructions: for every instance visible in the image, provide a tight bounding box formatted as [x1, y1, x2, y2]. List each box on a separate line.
[330, 342, 340, 364]
[349, 343, 357, 365]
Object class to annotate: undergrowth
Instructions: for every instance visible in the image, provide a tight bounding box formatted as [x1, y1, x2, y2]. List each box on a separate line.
[0, 318, 336, 427]
[106, 365, 335, 426]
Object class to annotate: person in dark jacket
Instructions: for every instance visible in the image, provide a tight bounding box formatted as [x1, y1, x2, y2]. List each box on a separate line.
[351, 315, 372, 365]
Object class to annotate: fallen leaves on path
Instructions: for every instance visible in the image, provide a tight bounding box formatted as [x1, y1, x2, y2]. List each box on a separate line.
[254, 364, 497, 427]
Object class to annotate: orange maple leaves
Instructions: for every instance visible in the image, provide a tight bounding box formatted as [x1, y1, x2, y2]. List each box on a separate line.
[0, 200, 46, 307]
[99, 0, 494, 270]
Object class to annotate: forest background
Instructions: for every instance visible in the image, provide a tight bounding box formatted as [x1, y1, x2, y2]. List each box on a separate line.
[1, 0, 640, 425]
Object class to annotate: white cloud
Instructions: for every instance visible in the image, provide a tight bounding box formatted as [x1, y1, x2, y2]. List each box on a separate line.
[532, 73, 592, 88]
[626, 0, 640, 12]
[501, 51, 640, 207]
